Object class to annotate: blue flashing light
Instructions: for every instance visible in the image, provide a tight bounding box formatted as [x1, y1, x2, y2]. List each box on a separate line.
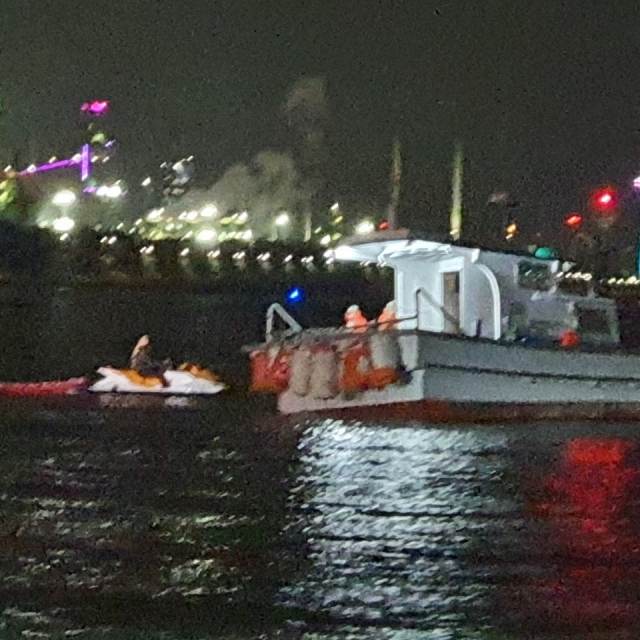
[286, 287, 304, 303]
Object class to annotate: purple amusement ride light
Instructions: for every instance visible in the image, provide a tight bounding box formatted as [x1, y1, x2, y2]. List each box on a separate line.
[19, 158, 79, 175]
[80, 144, 91, 182]
[81, 101, 110, 116]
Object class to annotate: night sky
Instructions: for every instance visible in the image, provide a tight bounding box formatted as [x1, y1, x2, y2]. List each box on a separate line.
[2, 0, 639, 233]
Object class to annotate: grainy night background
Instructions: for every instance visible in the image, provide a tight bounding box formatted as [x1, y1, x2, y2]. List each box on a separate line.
[1, 0, 639, 233]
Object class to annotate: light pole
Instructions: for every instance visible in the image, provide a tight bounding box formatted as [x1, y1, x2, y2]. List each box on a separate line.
[274, 212, 290, 240]
[52, 190, 76, 233]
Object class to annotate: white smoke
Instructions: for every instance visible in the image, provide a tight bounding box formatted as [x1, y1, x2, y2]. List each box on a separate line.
[162, 151, 308, 237]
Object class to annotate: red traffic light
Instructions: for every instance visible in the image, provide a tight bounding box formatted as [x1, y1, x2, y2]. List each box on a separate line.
[565, 213, 583, 228]
[592, 187, 617, 211]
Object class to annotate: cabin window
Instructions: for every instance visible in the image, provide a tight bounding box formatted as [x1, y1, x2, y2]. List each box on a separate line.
[576, 307, 611, 335]
[517, 262, 552, 291]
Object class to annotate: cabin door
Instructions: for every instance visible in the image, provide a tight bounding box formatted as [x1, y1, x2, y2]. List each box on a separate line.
[442, 272, 460, 333]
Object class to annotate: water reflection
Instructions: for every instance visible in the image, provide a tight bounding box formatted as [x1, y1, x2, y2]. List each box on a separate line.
[525, 437, 640, 630]
[0, 408, 294, 638]
[283, 421, 640, 639]
[281, 419, 513, 636]
[5, 410, 640, 639]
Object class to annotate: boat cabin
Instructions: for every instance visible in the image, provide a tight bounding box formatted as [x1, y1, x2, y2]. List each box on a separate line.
[334, 231, 620, 346]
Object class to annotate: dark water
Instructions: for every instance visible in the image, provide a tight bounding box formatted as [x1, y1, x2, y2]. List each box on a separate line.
[3, 290, 640, 638]
[3, 412, 640, 639]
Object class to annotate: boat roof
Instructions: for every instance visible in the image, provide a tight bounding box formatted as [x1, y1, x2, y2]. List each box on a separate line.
[334, 230, 561, 267]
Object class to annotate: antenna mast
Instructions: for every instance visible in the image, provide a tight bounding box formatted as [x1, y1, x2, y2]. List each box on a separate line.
[450, 141, 463, 241]
[387, 136, 402, 230]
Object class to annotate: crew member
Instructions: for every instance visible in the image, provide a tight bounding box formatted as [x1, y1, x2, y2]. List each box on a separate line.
[344, 305, 369, 333]
[377, 301, 398, 330]
[130, 335, 169, 382]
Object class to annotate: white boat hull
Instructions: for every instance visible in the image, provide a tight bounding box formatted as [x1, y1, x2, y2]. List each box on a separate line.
[90, 367, 227, 396]
[277, 332, 640, 415]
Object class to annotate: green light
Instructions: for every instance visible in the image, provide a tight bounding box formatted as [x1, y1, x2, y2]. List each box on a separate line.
[534, 247, 557, 260]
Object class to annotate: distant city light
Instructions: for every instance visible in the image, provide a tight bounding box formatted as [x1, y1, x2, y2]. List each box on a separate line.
[275, 213, 290, 227]
[330, 202, 340, 212]
[52, 190, 76, 207]
[592, 187, 617, 210]
[141, 177, 152, 187]
[320, 234, 332, 246]
[242, 229, 253, 241]
[238, 211, 249, 223]
[196, 229, 217, 243]
[52, 217, 75, 233]
[97, 184, 123, 199]
[599, 193, 612, 205]
[356, 220, 375, 235]
[634, 176, 640, 190]
[201, 204, 218, 217]
[186, 210, 198, 221]
[81, 100, 110, 116]
[565, 213, 583, 228]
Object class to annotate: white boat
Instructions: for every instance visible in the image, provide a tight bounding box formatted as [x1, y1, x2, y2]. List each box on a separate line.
[90, 366, 227, 395]
[249, 230, 640, 419]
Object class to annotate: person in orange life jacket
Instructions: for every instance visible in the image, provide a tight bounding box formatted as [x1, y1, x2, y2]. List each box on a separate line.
[344, 305, 369, 332]
[130, 335, 170, 384]
[377, 301, 398, 330]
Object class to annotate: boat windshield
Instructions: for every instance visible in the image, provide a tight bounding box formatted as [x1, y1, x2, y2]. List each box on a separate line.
[517, 261, 553, 291]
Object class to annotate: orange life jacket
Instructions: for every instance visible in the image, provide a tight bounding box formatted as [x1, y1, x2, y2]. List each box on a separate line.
[377, 309, 398, 330]
[344, 309, 369, 333]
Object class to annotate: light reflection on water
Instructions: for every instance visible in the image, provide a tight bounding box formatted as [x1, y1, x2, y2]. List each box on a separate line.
[281, 419, 640, 639]
[281, 420, 513, 637]
[3, 410, 640, 638]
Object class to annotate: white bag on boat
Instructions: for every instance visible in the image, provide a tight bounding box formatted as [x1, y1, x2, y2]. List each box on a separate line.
[289, 347, 312, 396]
[370, 333, 401, 369]
[309, 346, 339, 399]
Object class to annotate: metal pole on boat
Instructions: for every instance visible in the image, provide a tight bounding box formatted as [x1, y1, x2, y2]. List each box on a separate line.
[450, 141, 463, 242]
[387, 136, 402, 230]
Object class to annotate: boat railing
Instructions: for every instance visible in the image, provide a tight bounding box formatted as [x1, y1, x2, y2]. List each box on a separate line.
[265, 303, 303, 342]
[415, 287, 461, 334]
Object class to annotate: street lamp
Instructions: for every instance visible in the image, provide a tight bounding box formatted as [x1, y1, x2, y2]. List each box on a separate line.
[52, 217, 75, 233]
[96, 184, 123, 199]
[201, 204, 218, 218]
[355, 220, 375, 235]
[275, 213, 290, 227]
[51, 190, 76, 233]
[52, 190, 76, 207]
[196, 228, 217, 244]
